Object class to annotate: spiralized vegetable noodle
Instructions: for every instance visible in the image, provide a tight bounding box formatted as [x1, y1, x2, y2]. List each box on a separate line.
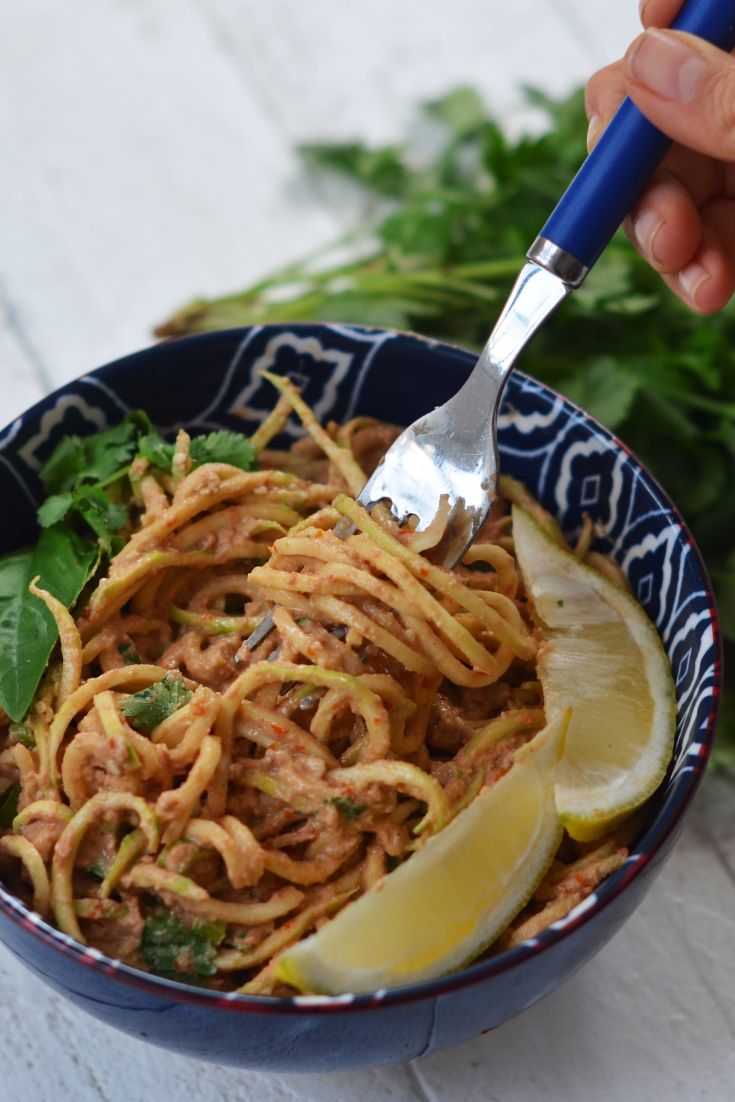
[0, 378, 634, 995]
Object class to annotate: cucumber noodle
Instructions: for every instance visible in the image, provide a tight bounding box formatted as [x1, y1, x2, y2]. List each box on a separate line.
[0, 377, 634, 995]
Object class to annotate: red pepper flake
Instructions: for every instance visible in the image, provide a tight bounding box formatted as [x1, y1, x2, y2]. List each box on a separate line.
[202, 612, 214, 621]
[495, 766, 510, 781]
[419, 566, 429, 577]
[271, 724, 287, 736]
[191, 703, 206, 717]
[373, 717, 381, 725]
[315, 529, 324, 539]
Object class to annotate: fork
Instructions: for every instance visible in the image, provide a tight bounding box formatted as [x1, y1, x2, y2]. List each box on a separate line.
[249, 0, 735, 652]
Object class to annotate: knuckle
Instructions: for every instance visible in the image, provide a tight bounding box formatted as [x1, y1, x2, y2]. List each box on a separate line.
[585, 61, 625, 121]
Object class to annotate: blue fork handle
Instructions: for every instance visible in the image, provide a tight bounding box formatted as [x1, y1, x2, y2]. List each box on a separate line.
[538, 0, 735, 273]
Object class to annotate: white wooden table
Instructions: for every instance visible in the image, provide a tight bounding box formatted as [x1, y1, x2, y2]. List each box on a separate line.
[2, 3, 735, 1099]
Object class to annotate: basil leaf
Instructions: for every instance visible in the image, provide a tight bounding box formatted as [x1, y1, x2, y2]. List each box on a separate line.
[0, 523, 99, 722]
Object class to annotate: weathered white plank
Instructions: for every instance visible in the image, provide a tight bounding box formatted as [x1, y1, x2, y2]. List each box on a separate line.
[0, 282, 48, 425]
[0, 0, 341, 391]
[199, 0, 595, 146]
[547, 0, 642, 70]
[0, 939, 424, 1102]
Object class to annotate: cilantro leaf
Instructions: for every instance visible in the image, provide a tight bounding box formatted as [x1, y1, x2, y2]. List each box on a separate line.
[138, 434, 175, 472]
[189, 431, 256, 471]
[326, 796, 367, 820]
[39, 412, 145, 495]
[300, 141, 409, 198]
[141, 912, 226, 982]
[139, 429, 256, 474]
[39, 436, 86, 495]
[72, 487, 128, 553]
[37, 492, 74, 528]
[120, 675, 192, 734]
[81, 418, 139, 483]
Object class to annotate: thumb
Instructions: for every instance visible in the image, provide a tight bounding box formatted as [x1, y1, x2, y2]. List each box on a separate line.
[624, 28, 735, 160]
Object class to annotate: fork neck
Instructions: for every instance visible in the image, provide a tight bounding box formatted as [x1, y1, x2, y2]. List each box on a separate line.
[470, 261, 573, 395]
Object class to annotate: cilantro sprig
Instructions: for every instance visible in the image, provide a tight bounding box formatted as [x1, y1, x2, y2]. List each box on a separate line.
[141, 912, 226, 984]
[120, 675, 192, 734]
[37, 413, 256, 552]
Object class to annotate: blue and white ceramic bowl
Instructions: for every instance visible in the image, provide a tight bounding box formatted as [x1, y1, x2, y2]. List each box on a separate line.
[0, 324, 721, 1071]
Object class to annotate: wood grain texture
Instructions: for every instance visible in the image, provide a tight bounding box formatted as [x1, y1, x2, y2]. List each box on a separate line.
[0, 0, 341, 389]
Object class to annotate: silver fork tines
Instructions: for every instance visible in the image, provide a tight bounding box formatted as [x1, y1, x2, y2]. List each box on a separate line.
[248, 260, 572, 652]
[353, 262, 571, 567]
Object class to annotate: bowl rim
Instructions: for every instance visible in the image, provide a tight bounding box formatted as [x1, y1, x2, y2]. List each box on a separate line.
[0, 323, 722, 1015]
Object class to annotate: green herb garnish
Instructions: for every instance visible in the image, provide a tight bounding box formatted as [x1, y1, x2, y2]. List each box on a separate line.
[0, 411, 256, 723]
[117, 641, 142, 665]
[138, 429, 255, 474]
[326, 796, 367, 820]
[0, 784, 20, 829]
[141, 912, 226, 983]
[120, 675, 192, 734]
[37, 415, 257, 551]
[8, 721, 35, 749]
[386, 852, 410, 872]
[0, 526, 99, 722]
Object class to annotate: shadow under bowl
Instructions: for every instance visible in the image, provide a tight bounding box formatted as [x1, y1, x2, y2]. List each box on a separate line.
[0, 324, 721, 1071]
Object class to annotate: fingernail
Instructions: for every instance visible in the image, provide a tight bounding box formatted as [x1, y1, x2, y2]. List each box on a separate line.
[634, 209, 664, 262]
[679, 261, 710, 305]
[586, 113, 604, 151]
[639, 0, 649, 21]
[628, 29, 706, 100]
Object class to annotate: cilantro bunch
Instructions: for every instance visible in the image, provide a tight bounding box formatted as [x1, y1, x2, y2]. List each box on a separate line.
[159, 86, 735, 766]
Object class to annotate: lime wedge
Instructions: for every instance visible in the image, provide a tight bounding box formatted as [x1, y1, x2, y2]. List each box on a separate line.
[275, 710, 568, 994]
[512, 505, 676, 842]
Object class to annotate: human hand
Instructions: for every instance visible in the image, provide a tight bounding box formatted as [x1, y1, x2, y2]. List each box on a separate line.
[586, 0, 735, 313]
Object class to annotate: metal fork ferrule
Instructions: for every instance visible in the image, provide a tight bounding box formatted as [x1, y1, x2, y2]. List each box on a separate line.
[526, 236, 589, 289]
